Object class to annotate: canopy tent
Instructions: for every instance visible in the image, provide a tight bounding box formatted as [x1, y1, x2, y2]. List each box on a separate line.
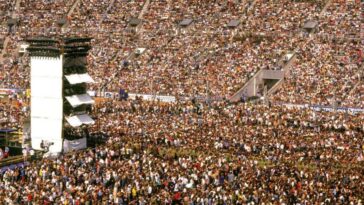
[65, 114, 94, 127]
[65, 94, 94, 107]
[65, 73, 94, 84]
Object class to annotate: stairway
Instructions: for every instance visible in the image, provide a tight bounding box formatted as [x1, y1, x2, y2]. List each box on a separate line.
[139, 0, 150, 19]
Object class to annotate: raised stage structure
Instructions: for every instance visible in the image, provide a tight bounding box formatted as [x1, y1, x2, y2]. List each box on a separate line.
[27, 37, 94, 154]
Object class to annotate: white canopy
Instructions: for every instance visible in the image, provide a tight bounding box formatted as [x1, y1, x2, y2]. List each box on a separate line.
[65, 94, 94, 107]
[65, 114, 94, 127]
[65, 73, 94, 85]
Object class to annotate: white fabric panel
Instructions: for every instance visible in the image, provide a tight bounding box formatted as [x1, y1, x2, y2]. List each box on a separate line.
[31, 97, 63, 119]
[31, 118, 63, 152]
[63, 137, 87, 153]
[66, 116, 82, 127]
[65, 94, 94, 107]
[30, 56, 63, 154]
[87, 90, 96, 97]
[30, 57, 63, 78]
[31, 77, 63, 98]
[78, 114, 94, 124]
[65, 73, 94, 84]
[66, 114, 94, 127]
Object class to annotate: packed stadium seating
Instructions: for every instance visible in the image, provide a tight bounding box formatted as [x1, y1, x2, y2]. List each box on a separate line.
[1, 0, 362, 103]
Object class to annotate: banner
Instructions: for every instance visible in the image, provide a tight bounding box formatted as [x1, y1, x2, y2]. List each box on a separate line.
[63, 137, 87, 153]
[92, 89, 176, 103]
[282, 103, 364, 113]
[128, 94, 176, 103]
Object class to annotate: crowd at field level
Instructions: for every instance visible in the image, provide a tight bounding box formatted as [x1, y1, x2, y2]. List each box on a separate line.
[0, 98, 363, 204]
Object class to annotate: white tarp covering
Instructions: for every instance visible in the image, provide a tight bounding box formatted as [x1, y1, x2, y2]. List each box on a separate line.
[66, 114, 94, 127]
[30, 56, 63, 153]
[65, 94, 94, 107]
[65, 73, 94, 84]
[63, 137, 87, 153]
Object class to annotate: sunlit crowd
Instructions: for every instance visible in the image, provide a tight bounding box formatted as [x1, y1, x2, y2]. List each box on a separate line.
[0, 0, 363, 204]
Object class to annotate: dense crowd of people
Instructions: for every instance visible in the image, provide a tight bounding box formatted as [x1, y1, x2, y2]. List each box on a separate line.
[0, 0, 363, 204]
[0, 0, 14, 23]
[0, 99, 363, 204]
[0, 0, 362, 106]
[273, 0, 363, 107]
[106, 0, 316, 97]
[343, 81, 364, 108]
[272, 37, 362, 106]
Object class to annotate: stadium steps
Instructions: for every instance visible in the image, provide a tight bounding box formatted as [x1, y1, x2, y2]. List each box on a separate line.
[0, 38, 9, 63]
[319, 0, 332, 16]
[230, 52, 297, 102]
[67, 0, 81, 20]
[138, 0, 150, 19]
[14, 0, 21, 17]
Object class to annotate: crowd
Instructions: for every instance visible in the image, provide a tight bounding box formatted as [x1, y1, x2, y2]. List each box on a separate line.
[1, 0, 362, 105]
[19, 0, 74, 32]
[0, 94, 27, 129]
[105, 0, 318, 97]
[272, 37, 362, 106]
[272, 0, 363, 107]
[0, 0, 363, 203]
[317, 0, 361, 40]
[241, 0, 324, 34]
[342, 80, 364, 108]
[0, 99, 363, 204]
[0, 0, 14, 24]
